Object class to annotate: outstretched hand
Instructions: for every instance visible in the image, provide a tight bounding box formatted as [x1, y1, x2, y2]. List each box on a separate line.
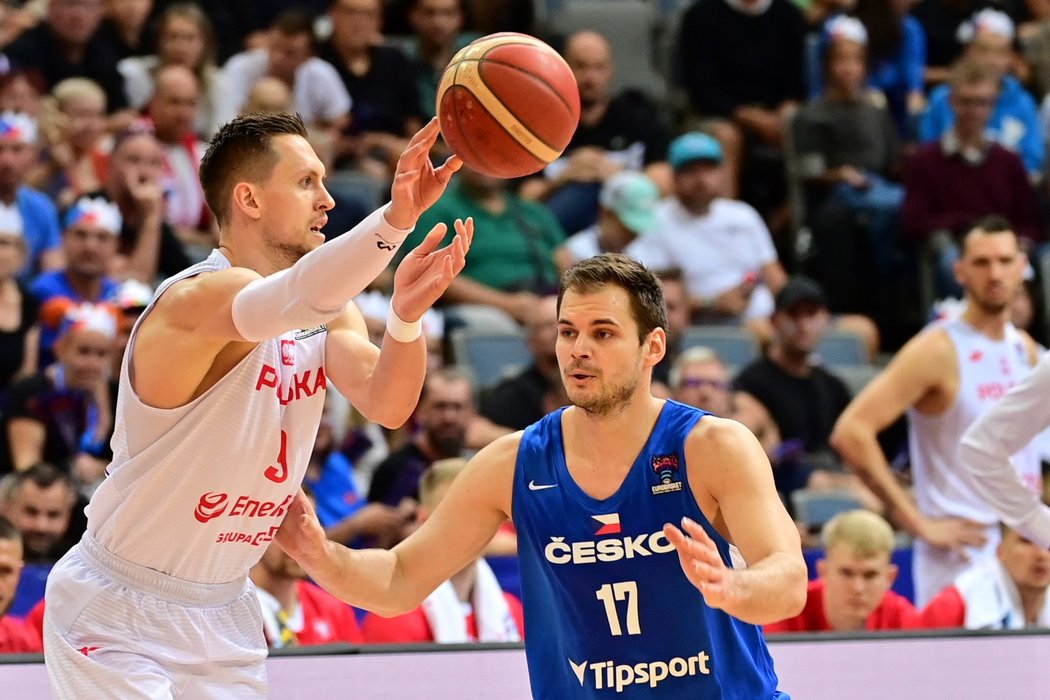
[386, 118, 463, 230]
[276, 489, 329, 567]
[664, 517, 739, 613]
[391, 217, 473, 322]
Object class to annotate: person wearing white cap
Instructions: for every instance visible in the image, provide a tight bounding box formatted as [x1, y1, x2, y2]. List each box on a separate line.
[0, 110, 64, 281]
[0, 299, 118, 476]
[554, 170, 660, 272]
[920, 9, 1043, 179]
[30, 197, 122, 366]
[0, 200, 39, 391]
[794, 15, 903, 318]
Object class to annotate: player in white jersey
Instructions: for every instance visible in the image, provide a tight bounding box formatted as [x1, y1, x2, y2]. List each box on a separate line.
[831, 216, 1041, 606]
[42, 112, 472, 698]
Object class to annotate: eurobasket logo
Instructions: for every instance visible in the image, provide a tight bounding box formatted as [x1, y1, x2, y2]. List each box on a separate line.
[593, 514, 621, 536]
[651, 453, 683, 495]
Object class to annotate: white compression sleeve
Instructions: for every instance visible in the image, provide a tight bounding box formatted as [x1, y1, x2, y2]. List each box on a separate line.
[959, 352, 1050, 548]
[231, 204, 412, 342]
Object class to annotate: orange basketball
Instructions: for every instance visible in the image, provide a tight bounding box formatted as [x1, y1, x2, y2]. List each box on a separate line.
[436, 32, 580, 179]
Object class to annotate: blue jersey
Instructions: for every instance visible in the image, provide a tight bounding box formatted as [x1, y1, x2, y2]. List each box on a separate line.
[512, 400, 785, 699]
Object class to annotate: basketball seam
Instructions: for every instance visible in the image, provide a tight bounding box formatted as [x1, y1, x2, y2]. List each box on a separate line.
[449, 59, 562, 162]
[475, 57, 577, 133]
[446, 74, 498, 176]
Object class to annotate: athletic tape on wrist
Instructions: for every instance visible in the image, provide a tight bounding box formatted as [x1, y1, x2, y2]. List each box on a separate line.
[386, 310, 422, 342]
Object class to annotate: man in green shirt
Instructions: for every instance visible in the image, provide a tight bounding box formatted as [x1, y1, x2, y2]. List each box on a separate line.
[400, 167, 565, 331]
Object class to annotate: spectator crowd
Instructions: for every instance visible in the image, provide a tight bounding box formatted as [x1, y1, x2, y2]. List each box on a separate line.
[5, 0, 1050, 654]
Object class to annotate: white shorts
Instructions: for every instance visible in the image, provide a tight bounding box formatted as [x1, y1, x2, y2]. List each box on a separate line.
[912, 525, 1001, 607]
[43, 532, 267, 699]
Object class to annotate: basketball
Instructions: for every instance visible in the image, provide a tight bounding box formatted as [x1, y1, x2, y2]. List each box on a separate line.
[436, 32, 581, 179]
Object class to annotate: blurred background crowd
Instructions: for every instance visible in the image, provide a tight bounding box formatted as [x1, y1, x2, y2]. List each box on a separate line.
[3, 0, 1050, 654]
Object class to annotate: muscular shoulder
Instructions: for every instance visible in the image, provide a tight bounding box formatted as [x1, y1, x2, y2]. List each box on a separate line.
[687, 415, 758, 456]
[891, 325, 956, 381]
[147, 267, 259, 334]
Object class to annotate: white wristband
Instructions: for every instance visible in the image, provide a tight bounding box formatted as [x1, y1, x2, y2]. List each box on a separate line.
[386, 310, 422, 343]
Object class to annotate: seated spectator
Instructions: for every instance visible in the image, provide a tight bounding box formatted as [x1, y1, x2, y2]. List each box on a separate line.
[362, 458, 524, 643]
[404, 0, 477, 121]
[921, 10, 1042, 180]
[222, 10, 351, 133]
[0, 70, 47, 120]
[669, 346, 782, 466]
[31, 197, 121, 364]
[87, 125, 191, 282]
[676, 0, 806, 208]
[306, 394, 413, 549]
[626, 132, 786, 342]
[0, 302, 117, 480]
[521, 30, 671, 234]
[766, 509, 918, 633]
[0, 464, 80, 566]
[479, 295, 565, 431]
[243, 76, 292, 115]
[319, 0, 426, 179]
[2, 0, 128, 114]
[250, 515, 364, 648]
[902, 60, 1041, 299]
[118, 3, 234, 139]
[0, 515, 38, 652]
[30, 78, 110, 210]
[554, 171, 659, 273]
[920, 523, 1050, 629]
[0, 111, 63, 280]
[794, 17, 903, 319]
[369, 367, 476, 507]
[733, 277, 878, 507]
[97, 0, 154, 60]
[853, 0, 927, 136]
[407, 167, 564, 333]
[0, 203, 39, 397]
[145, 65, 214, 257]
[651, 267, 690, 390]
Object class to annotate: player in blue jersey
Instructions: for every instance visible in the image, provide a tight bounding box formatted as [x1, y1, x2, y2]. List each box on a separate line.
[277, 253, 807, 698]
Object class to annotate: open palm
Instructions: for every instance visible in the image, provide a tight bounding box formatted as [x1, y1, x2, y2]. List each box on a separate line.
[392, 217, 474, 321]
[387, 118, 463, 230]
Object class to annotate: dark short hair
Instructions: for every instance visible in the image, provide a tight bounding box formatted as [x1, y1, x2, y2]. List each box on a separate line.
[0, 515, 19, 544]
[198, 112, 309, 227]
[949, 59, 998, 93]
[559, 254, 667, 342]
[653, 266, 684, 285]
[273, 9, 317, 43]
[6, 463, 76, 501]
[961, 214, 1018, 254]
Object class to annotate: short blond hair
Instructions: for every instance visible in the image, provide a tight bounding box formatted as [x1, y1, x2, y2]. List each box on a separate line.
[419, 458, 467, 508]
[52, 78, 107, 111]
[821, 509, 895, 558]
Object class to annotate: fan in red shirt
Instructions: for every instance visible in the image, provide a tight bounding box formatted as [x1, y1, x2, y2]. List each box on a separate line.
[0, 515, 40, 653]
[766, 510, 918, 633]
[251, 521, 362, 648]
[362, 458, 525, 643]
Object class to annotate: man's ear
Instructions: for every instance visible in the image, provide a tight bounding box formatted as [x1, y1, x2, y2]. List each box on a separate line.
[232, 182, 262, 221]
[645, 327, 667, 368]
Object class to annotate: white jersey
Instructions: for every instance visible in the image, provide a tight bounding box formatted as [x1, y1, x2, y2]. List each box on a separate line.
[952, 557, 1050, 630]
[87, 250, 328, 584]
[908, 317, 1041, 524]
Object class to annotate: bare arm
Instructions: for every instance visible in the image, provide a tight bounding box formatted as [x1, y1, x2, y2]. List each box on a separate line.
[442, 276, 536, 324]
[830, 329, 987, 549]
[960, 352, 1050, 547]
[276, 433, 519, 616]
[7, 418, 44, 471]
[665, 417, 807, 625]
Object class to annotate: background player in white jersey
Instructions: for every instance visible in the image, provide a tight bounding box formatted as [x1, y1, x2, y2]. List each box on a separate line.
[278, 254, 806, 699]
[831, 216, 1041, 606]
[42, 112, 471, 699]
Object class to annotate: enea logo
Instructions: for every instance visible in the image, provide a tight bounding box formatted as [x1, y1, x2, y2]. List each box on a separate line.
[651, 453, 684, 495]
[569, 652, 711, 693]
[194, 492, 229, 523]
[593, 514, 621, 536]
